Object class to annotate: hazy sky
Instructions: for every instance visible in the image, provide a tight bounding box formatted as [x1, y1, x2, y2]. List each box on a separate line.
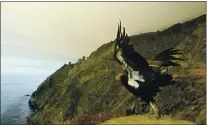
[2, 2, 206, 74]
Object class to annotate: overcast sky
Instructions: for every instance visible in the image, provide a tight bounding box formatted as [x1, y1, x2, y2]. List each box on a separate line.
[1, 2, 206, 74]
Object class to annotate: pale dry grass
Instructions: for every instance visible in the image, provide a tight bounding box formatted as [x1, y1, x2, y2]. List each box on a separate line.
[99, 114, 195, 124]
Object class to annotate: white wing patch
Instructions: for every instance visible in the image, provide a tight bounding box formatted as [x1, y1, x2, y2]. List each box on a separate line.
[116, 50, 145, 89]
[131, 71, 145, 82]
[127, 70, 145, 89]
[128, 79, 139, 88]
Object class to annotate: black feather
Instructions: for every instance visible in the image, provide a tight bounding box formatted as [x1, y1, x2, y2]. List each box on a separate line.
[154, 48, 184, 67]
[162, 61, 181, 67]
[151, 74, 175, 87]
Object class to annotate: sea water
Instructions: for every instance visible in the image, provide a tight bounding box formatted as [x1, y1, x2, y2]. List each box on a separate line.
[1, 73, 49, 124]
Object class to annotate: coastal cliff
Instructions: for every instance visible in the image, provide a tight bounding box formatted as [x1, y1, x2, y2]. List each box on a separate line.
[28, 14, 206, 125]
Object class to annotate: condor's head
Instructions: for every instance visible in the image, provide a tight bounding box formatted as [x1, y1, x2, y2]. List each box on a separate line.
[115, 72, 128, 86]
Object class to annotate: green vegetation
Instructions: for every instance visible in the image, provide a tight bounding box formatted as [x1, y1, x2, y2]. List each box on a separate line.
[27, 14, 206, 125]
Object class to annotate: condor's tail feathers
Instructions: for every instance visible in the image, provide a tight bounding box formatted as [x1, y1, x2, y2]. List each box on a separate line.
[154, 48, 184, 67]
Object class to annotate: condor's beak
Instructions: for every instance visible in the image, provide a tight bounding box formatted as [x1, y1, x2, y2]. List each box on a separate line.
[115, 73, 123, 81]
[116, 75, 120, 81]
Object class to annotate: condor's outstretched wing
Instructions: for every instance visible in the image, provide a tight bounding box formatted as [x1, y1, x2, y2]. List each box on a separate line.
[148, 48, 184, 69]
[114, 22, 154, 84]
[153, 48, 184, 67]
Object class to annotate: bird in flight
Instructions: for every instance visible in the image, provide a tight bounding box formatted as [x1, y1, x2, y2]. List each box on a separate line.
[114, 22, 183, 119]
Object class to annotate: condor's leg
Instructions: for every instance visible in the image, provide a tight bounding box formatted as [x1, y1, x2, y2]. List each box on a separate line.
[149, 101, 161, 119]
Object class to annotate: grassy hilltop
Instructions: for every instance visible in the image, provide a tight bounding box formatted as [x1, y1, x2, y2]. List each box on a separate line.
[28, 14, 206, 125]
[100, 114, 195, 124]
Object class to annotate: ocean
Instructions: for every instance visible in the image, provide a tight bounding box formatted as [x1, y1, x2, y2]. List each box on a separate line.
[1, 73, 49, 125]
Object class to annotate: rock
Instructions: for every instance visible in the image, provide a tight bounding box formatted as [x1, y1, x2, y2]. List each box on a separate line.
[28, 97, 38, 112]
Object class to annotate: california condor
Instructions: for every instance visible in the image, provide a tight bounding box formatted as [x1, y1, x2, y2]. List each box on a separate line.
[114, 22, 183, 119]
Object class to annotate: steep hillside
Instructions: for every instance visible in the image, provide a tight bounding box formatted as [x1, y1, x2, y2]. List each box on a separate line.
[27, 14, 206, 125]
